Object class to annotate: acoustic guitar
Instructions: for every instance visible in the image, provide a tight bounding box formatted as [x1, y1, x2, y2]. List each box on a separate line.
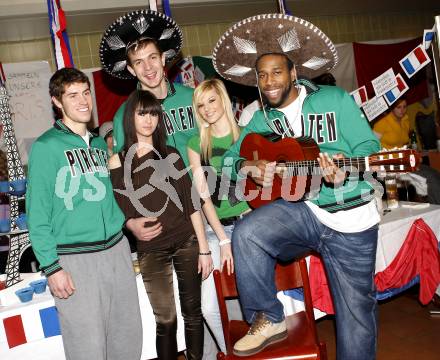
[239, 133, 421, 209]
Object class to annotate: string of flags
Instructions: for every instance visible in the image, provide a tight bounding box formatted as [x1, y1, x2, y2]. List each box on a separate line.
[351, 25, 436, 122]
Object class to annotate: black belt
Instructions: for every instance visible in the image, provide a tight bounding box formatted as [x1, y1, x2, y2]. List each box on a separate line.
[219, 210, 253, 226]
[219, 216, 241, 227]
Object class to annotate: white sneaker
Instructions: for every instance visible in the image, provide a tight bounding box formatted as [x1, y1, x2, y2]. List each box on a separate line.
[233, 312, 287, 356]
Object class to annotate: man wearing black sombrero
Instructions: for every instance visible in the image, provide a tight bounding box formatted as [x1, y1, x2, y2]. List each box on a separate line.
[100, 9, 199, 268]
[215, 14, 381, 359]
[100, 9, 196, 168]
[100, 9, 221, 359]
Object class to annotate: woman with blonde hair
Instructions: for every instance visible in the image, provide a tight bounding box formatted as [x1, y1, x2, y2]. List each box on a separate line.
[188, 78, 249, 355]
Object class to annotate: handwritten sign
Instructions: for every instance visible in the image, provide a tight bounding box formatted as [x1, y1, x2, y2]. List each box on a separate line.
[362, 96, 389, 122]
[371, 68, 398, 97]
[3, 61, 53, 163]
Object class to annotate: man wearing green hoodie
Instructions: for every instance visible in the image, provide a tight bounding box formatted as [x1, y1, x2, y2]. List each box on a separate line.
[213, 14, 381, 359]
[26, 68, 142, 360]
[100, 9, 198, 244]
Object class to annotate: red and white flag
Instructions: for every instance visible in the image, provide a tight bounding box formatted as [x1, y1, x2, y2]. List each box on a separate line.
[350, 86, 368, 107]
[47, 0, 74, 69]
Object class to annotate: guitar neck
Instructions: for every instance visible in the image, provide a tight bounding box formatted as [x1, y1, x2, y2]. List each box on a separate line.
[281, 157, 368, 175]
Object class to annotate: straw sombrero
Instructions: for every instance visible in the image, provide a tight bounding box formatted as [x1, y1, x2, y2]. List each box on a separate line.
[100, 9, 183, 79]
[212, 13, 338, 87]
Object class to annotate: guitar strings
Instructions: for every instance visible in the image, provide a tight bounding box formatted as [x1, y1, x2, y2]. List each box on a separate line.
[278, 156, 409, 176]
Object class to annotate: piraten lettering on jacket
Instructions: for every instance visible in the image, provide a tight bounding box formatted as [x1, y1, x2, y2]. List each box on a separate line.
[64, 147, 109, 177]
[163, 106, 195, 135]
[269, 112, 338, 144]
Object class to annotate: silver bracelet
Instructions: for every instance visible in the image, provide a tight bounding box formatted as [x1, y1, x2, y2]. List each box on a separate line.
[219, 239, 231, 246]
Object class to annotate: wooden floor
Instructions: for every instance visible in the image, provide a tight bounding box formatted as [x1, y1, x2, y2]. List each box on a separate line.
[317, 288, 440, 359]
[177, 287, 440, 359]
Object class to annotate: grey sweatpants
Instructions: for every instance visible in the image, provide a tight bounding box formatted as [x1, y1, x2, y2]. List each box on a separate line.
[55, 238, 143, 360]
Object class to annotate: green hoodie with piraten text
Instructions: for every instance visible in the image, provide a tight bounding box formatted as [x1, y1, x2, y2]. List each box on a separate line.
[26, 120, 125, 276]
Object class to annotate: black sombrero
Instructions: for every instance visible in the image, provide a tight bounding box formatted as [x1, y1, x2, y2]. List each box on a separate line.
[100, 9, 183, 79]
[212, 13, 338, 87]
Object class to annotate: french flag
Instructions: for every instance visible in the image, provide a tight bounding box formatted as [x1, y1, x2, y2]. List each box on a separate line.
[384, 74, 409, 106]
[350, 86, 368, 107]
[47, 0, 74, 69]
[1, 306, 61, 348]
[399, 45, 431, 78]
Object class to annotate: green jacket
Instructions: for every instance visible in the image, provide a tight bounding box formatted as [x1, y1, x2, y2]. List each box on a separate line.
[26, 120, 125, 276]
[112, 82, 198, 167]
[223, 80, 381, 212]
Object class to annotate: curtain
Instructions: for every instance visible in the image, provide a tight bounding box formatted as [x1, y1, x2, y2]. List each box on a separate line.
[92, 70, 136, 125]
[331, 43, 357, 92]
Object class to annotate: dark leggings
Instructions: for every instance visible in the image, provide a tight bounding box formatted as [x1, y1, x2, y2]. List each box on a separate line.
[138, 235, 203, 360]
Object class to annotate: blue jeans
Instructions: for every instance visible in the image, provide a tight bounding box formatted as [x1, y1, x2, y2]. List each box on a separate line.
[232, 200, 378, 360]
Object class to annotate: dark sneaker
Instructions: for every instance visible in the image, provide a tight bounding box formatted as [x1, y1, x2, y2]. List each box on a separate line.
[233, 312, 287, 356]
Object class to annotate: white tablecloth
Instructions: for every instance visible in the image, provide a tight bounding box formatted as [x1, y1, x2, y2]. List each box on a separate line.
[375, 203, 440, 273]
[0, 272, 185, 360]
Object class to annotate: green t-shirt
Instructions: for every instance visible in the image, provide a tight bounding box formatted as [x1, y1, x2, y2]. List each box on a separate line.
[188, 133, 250, 219]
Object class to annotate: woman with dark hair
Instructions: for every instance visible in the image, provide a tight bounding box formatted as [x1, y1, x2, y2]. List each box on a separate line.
[108, 90, 211, 360]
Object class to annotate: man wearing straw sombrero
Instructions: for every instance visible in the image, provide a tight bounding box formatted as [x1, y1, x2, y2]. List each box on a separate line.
[214, 13, 381, 359]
